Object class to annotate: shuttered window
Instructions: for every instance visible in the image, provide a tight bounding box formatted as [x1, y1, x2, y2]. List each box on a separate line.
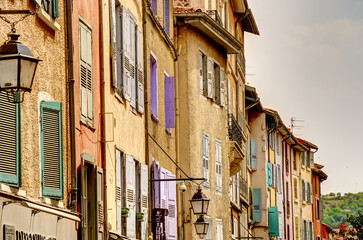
[96, 166, 104, 239]
[136, 27, 144, 113]
[295, 216, 300, 240]
[252, 188, 262, 222]
[163, 0, 170, 35]
[140, 163, 149, 240]
[199, 51, 207, 95]
[215, 139, 222, 193]
[167, 172, 177, 240]
[302, 180, 305, 201]
[268, 206, 279, 237]
[40, 102, 63, 199]
[164, 76, 175, 129]
[216, 218, 223, 240]
[125, 155, 136, 238]
[267, 162, 272, 188]
[207, 57, 213, 99]
[79, 21, 94, 126]
[251, 139, 257, 170]
[202, 132, 210, 188]
[32, 0, 59, 18]
[0, 92, 20, 186]
[310, 152, 314, 168]
[150, 54, 158, 119]
[294, 178, 298, 199]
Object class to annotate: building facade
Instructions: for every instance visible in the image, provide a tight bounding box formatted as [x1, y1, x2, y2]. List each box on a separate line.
[312, 164, 327, 240]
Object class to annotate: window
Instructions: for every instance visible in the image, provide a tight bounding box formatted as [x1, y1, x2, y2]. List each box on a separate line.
[251, 139, 257, 170]
[268, 206, 279, 237]
[202, 132, 210, 188]
[36, 0, 59, 18]
[293, 150, 297, 170]
[215, 139, 222, 193]
[204, 217, 213, 240]
[40, 102, 63, 199]
[79, 20, 93, 126]
[199, 51, 207, 95]
[302, 180, 305, 201]
[295, 216, 299, 240]
[164, 75, 175, 131]
[116, 152, 149, 238]
[163, 0, 170, 35]
[150, 54, 158, 120]
[111, 6, 144, 112]
[0, 92, 21, 186]
[151, 0, 157, 14]
[216, 218, 223, 240]
[232, 217, 238, 239]
[252, 188, 262, 222]
[294, 178, 298, 200]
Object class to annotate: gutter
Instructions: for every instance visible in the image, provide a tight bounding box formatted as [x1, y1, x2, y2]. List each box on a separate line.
[234, 9, 250, 36]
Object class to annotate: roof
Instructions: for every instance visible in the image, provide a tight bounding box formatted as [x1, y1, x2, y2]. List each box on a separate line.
[245, 85, 263, 112]
[312, 163, 328, 180]
[297, 138, 319, 150]
[239, 9, 260, 35]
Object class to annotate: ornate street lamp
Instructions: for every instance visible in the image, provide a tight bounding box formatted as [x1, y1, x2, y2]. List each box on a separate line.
[194, 215, 209, 237]
[190, 187, 210, 215]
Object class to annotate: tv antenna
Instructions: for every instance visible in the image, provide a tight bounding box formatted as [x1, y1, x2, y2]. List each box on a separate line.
[290, 117, 304, 134]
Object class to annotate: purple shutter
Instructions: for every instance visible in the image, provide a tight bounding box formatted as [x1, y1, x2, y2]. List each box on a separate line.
[151, 0, 157, 14]
[163, 0, 170, 35]
[164, 76, 175, 129]
[167, 172, 177, 240]
[150, 55, 158, 119]
[152, 160, 160, 208]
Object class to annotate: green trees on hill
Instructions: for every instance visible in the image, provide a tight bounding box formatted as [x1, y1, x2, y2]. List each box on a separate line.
[322, 192, 363, 228]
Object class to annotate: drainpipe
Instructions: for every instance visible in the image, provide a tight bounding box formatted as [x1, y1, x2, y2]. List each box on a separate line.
[99, 0, 108, 239]
[65, 0, 77, 212]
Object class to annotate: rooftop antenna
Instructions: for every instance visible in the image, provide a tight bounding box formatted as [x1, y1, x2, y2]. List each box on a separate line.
[290, 117, 304, 134]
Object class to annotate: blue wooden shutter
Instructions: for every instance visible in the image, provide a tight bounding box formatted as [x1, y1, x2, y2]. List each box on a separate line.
[41, 102, 63, 199]
[0, 92, 21, 186]
[267, 162, 271, 188]
[151, 0, 157, 14]
[253, 188, 262, 222]
[268, 206, 279, 237]
[251, 139, 257, 170]
[52, 0, 59, 18]
[164, 76, 175, 129]
[150, 55, 158, 119]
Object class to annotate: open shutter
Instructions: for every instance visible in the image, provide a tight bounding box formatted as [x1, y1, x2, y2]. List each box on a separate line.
[251, 139, 257, 170]
[319, 200, 323, 220]
[116, 150, 122, 234]
[205, 217, 213, 240]
[202, 133, 210, 187]
[167, 173, 177, 240]
[220, 67, 225, 106]
[302, 180, 305, 201]
[216, 218, 223, 240]
[267, 163, 271, 188]
[268, 206, 279, 237]
[207, 57, 213, 99]
[125, 155, 136, 238]
[305, 182, 308, 202]
[151, 0, 157, 13]
[140, 163, 148, 240]
[253, 188, 262, 222]
[136, 27, 144, 113]
[52, 0, 59, 18]
[215, 140, 222, 193]
[0, 93, 20, 185]
[163, 0, 170, 35]
[150, 56, 158, 118]
[199, 52, 203, 94]
[152, 160, 160, 208]
[165, 77, 175, 129]
[307, 221, 310, 240]
[310, 152, 314, 168]
[160, 168, 168, 209]
[122, 7, 131, 101]
[311, 222, 314, 240]
[41, 102, 63, 198]
[310, 184, 313, 203]
[129, 15, 136, 108]
[110, 0, 118, 89]
[96, 166, 104, 240]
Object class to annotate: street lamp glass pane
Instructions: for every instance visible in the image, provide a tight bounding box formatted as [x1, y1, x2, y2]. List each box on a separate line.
[195, 222, 209, 235]
[191, 200, 203, 214]
[20, 59, 37, 89]
[203, 201, 209, 214]
[0, 59, 18, 89]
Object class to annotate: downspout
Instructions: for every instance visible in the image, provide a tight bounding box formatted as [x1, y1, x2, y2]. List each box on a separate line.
[65, 0, 77, 212]
[99, 0, 107, 238]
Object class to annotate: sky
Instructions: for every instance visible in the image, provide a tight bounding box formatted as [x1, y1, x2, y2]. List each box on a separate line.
[245, 0, 363, 194]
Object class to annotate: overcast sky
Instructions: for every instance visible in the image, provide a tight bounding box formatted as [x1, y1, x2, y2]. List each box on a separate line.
[245, 0, 363, 194]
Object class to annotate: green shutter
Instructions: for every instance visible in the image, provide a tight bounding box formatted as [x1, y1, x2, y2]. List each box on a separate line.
[251, 139, 257, 170]
[52, 0, 59, 18]
[267, 162, 271, 188]
[41, 102, 63, 199]
[268, 206, 279, 237]
[0, 92, 21, 186]
[253, 188, 261, 222]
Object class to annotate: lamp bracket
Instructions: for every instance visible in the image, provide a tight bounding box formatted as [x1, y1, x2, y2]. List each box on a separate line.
[0, 9, 35, 33]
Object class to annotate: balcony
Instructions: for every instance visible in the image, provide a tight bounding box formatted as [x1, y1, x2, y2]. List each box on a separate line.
[237, 108, 247, 140]
[240, 178, 248, 201]
[206, 10, 223, 27]
[237, 50, 246, 78]
[228, 114, 243, 149]
[228, 114, 245, 176]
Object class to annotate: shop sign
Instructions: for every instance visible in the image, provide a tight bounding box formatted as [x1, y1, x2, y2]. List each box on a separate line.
[3, 224, 56, 240]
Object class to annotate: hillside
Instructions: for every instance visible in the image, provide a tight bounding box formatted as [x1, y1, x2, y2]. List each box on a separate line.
[322, 192, 363, 228]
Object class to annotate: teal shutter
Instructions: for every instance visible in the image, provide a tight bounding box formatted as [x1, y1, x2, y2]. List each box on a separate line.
[251, 139, 257, 170]
[267, 162, 271, 188]
[247, 136, 251, 167]
[41, 102, 63, 199]
[268, 206, 279, 237]
[0, 93, 21, 186]
[253, 188, 262, 222]
[52, 0, 59, 18]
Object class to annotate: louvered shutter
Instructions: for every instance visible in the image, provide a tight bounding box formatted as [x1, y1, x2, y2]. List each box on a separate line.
[165, 77, 175, 129]
[167, 173, 177, 240]
[110, 0, 118, 89]
[116, 150, 122, 234]
[163, 0, 170, 35]
[267, 163, 271, 188]
[52, 0, 59, 18]
[216, 218, 223, 240]
[253, 188, 262, 222]
[203, 133, 210, 187]
[271, 164, 275, 187]
[302, 180, 305, 201]
[152, 160, 160, 208]
[268, 206, 279, 237]
[251, 139, 257, 170]
[215, 140, 222, 193]
[151, 0, 157, 14]
[125, 155, 136, 238]
[306, 221, 310, 240]
[136, 27, 144, 113]
[199, 52, 203, 94]
[207, 57, 213, 99]
[116, 5, 123, 96]
[160, 168, 168, 209]
[129, 15, 136, 108]
[310, 152, 314, 168]
[81, 159, 88, 232]
[41, 102, 63, 198]
[311, 222, 314, 240]
[150, 55, 158, 118]
[305, 182, 308, 202]
[122, 7, 131, 101]
[310, 184, 313, 203]
[96, 166, 104, 240]
[205, 217, 213, 240]
[302, 220, 305, 240]
[220, 67, 225, 106]
[0, 93, 20, 185]
[304, 152, 307, 166]
[140, 163, 148, 240]
[319, 200, 323, 220]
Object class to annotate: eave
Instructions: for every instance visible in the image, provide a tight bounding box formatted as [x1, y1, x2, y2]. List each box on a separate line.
[231, 0, 246, 13]
[175, 12, 243, 54]
[245, 85, 263, 112]
[238, 9, 259, 35]
[298, 138, 318, 150]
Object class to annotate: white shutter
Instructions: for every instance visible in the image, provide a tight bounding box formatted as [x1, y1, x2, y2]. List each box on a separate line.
[167, 172, 177, 240]
[310, 183, 313, 203]
[96, 166, 104, 240]
[205, 217, 213, 240]
[236, 173, 240, 203]
[311, 223, 314, 240]
[215, 140, 222, 193]
[305, 182, 308, 202]
[203, 133, 210, 187]
[140, 163, 148, 240]
[116, 150, 122, 235]
[220, 67, 225, 106]
[122, 7, 131, 101]
[129, 15, 136, 108]
[207, 57, 213, 99]
[160, 168, 168, 209]
[216, 218, 223, 240]
[125, 155, 136, 238]
[110, 0, 118, 88]
[136, 27, 144, 113]
[199, 51, 203, 94]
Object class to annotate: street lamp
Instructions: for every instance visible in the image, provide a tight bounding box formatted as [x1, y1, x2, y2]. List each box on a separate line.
[194, 215, 209, 237]
[0, 29, 41, 103]
[190, 187, 210, 215]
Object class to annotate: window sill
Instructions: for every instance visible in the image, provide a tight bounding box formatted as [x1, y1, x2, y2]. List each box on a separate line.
[115, 92, 124, 104]
[151, 114, 159, 124]
[36, 7, 60, 31]
[0, 184, 26, 197]
[80, 119, 96, 132]
[165, 128, 172, 135]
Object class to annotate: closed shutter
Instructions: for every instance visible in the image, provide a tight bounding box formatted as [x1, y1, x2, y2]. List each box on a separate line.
[294, 178, 298, 199]
[163, 0, 170, 35]
[116, 5, 123, 95]
[319, 200, 323, 220]
[52, 0, 59, 18]
[253, 188, 262, 222]
[220, 67, 225, 106]
[167, 173, 177, 240]
[302, 220, 305, 240]
[129, 15, 137, 108]
[267, 163, 271, 188]
[310, 152, 314, 168]
[151, 0, 157, 14]
[0, 92, 20, 185]
[160, 168, 168, 209]
[136, 27, 144, 113]
[306, 221, 310, 240]
[140, 163, 148, 240]
[310, 183, 313, 203]
[305, 182, 308, 202]
[268, 206, 279, 237]
[96, 166, 104, 240]
[246, 136, 251, 167]
[150, 55, 158, 118]
[80, 21, 93, 124]
[116, 150, 122, 234]
[311, 222, 314, 240]
[41, 102, 63, 198]
[295, 217, 299, 240]
[302, 180, 305, 201]
[165, 77, 175, 129]
[216, 218, 223, 240]
[304, 152, 307, 166]
[207, 57, 213, 99]
[202, 132, 210, 187]
[251, 139, 257, 170]
[110, 0, 118, 89]
[152, 160, 160, 208]
[215, 140, 222, 193]
[199, 51, 203, 94]
[125, 155, 136, 238]
[122, 7, 131, 101]
[205, 217, 213, 240]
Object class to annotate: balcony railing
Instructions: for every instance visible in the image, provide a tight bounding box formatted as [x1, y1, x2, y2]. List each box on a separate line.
[206, 10, 223, 27]
[228, 114, 243, 150]
[237, 108, 247, 138]
[240, 178, 248, 200]
[237, 50, 246, 77]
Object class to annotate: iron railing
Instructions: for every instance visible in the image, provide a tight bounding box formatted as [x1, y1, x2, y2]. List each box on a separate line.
[228, 114, 243, 149]
[237, 50, 246, 77]
[237, 108, 247, 138]
[206, 10, 223, 27]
